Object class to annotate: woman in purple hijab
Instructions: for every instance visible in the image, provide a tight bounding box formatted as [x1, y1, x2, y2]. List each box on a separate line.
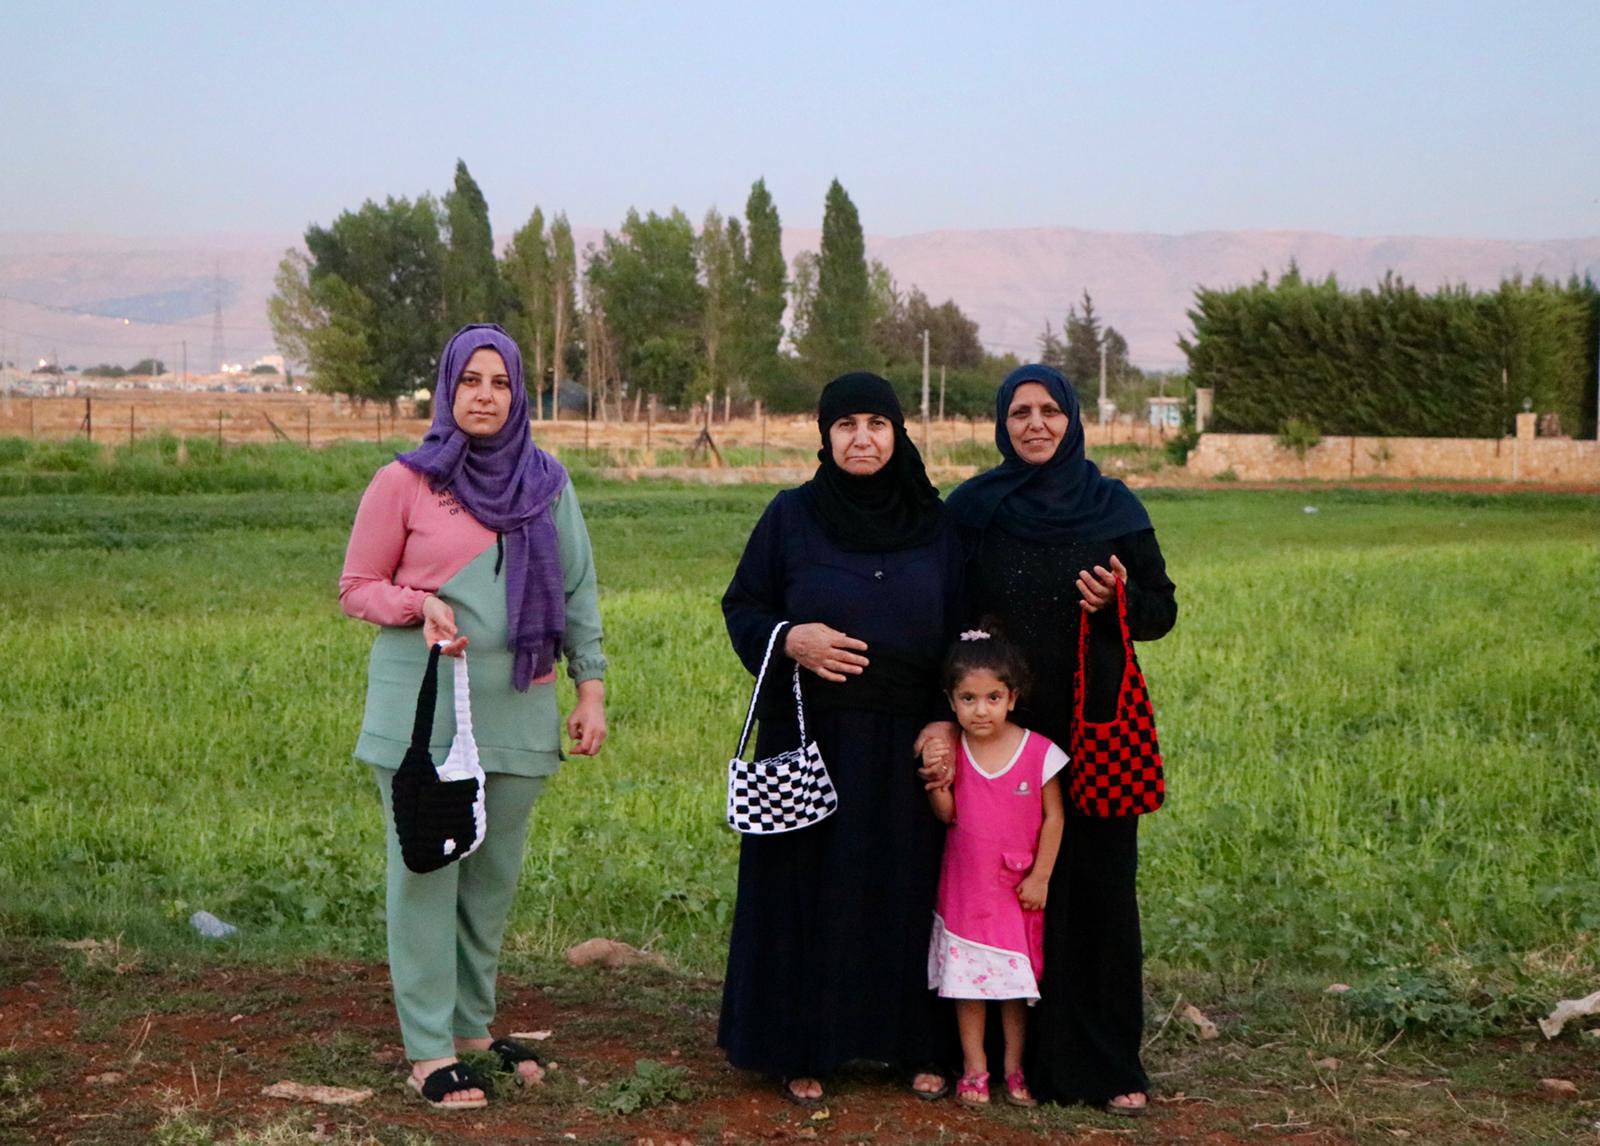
[340, 324, 608, 1109]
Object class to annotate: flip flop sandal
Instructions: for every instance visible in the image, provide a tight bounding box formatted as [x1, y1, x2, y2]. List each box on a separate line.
[1103, 1093, 1150, 1117]
[908, 1068, 951, 1101]
[487, 1037, 545, 1083]
[779, 1076, 827, 1108]
[407, 1061, 490, 1110]
[1003, 1071, 1038, 1107]
[956, 1071, 990, 1106]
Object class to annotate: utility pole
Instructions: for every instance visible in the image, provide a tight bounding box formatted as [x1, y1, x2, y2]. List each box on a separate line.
[920, 329, 930, 450]
[1098, 343, 1108, 425]
[211, 261, 226, 374]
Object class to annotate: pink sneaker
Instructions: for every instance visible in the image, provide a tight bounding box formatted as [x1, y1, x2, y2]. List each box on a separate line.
[1004, 1071, 1037, 1107]
[956, 1071, 990, 1106]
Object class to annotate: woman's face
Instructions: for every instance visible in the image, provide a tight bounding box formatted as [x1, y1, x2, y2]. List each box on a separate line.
[452, 348, 513, 437]
[1005, 381, 1070, 465]
[828, 412, 896, 476]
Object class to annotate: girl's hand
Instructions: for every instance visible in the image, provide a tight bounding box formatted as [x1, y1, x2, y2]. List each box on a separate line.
[784, 622, 869, 682]
[1017, 874, 1049, 912]
[566, 680, 607, 756]
[1076, 554, 1128, 614]
[914, 721, 959, 790]
[423, 594, 468, 656]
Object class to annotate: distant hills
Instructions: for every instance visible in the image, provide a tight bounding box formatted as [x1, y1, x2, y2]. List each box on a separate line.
[3, 227, 1596, 374]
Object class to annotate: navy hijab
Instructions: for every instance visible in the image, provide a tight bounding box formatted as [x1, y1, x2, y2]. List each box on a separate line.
[947, 363, 1150, 543]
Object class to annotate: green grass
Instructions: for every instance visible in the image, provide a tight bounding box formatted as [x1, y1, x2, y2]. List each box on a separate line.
[1, 476, 1597, 1035]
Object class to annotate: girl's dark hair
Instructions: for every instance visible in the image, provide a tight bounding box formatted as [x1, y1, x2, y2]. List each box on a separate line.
[941, 621, 1031, 698]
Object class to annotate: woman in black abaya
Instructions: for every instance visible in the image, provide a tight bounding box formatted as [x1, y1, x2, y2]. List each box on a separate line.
[947, 363, 1177, 1116]
[720, 373, 961, 1105]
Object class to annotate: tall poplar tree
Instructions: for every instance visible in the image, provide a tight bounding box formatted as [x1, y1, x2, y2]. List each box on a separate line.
[443, 160, 503, 326]
[697, 207, 741, 399]
[736, 178, 787, 395]
[549, 214, 579, 389]
[803, 179, 872, 384]
[501, 206, 551, 399]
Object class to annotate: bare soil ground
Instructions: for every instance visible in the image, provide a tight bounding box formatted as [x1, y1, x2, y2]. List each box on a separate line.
[4, 941, 1597, 1146]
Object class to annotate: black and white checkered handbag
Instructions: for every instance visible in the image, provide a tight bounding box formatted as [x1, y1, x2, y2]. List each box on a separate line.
[726, 623, 839, 835]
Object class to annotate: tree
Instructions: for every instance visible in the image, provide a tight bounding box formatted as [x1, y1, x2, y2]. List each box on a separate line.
[287, 195, 446, 401]
[501, 206, 551, 396]
[735, 178, 787, 401]
[869, 265, 985, 371]
[787, 252, 819, 350]
[1048, 289, 1133, 409]
[585, 208, 705, 405]
[1036, 320, 1065, 369]
[696, 207, 741, 399]
[801, 179, 872, 384]
[549, 214, 579, 387]
[443, 160, 503, 327]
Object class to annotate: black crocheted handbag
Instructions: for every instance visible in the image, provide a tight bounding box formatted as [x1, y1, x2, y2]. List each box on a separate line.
[391, 643, 486, 873]
[1067, 577, 1166, 817]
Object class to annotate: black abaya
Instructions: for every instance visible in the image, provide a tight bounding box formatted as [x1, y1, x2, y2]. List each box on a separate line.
[966, 526, 1176, 1105]
[720, 489, 963, 1078]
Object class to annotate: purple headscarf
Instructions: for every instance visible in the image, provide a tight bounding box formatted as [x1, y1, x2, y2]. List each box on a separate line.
[397, 324, 569, 690]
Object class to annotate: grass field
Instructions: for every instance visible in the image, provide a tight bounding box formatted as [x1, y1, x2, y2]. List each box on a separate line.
[2, 450, 1597, 1041]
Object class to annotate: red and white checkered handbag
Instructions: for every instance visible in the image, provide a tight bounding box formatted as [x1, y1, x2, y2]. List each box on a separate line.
[1067, 576, 1165, 817]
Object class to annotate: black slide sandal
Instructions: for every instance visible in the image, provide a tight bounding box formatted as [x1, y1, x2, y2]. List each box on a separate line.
[408, 1061, 491, 1110]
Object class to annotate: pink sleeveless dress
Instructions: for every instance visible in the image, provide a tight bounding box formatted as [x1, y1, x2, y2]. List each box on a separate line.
[927, 730, 1068, 1000]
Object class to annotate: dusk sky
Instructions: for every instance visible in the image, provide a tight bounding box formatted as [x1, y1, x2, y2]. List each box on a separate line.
[3, 0, 1596, 241]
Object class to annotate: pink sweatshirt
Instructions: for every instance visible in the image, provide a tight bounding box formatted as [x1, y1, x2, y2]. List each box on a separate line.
[339, 462, 497, 627]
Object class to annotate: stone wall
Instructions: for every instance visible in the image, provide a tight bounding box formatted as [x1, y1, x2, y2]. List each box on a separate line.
[1187, 427, 1600, 484]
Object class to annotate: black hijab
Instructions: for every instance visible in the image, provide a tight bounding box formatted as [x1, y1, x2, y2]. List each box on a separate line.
[947, 363, 1151, 543]
[803, 372, 943, 552]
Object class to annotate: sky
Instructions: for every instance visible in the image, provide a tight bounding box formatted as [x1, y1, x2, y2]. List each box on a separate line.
[2, 0, 1597, 242]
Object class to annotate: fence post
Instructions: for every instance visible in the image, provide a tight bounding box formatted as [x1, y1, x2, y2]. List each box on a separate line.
[217, 411, 223, 447]
[305, 406, 311, 447]
[129, 404, 135, 445]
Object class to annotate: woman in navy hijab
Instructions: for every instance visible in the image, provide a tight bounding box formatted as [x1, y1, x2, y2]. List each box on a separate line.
[945, 364, 1177, 1116]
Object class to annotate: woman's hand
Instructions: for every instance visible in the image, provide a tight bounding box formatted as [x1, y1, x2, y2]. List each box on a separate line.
[784, 622, 869, 683]
[422, 594, 469, 656]
[914, 721, 959, 790]
[1076, 554, 1128, 614]
[1017, 873, 1049, 912]
[567, 680, 607, 756]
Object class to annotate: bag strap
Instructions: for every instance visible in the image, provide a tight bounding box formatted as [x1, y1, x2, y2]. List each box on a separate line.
[733, 622, 802, 761]
[1074, 576, 1136, 725]
[451, 651, 474, 745]
[411, 642, 446, 752]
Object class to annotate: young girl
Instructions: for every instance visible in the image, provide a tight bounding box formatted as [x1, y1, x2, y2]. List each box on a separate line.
[926, 629, 1066, 1108]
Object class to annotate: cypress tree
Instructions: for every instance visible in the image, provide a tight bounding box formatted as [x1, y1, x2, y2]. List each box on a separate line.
[804, 179, 872, 384]
[443, 160, 503, 326]
[738, 178, 788, 394]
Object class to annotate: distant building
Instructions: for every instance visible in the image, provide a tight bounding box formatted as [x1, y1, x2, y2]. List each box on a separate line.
[1147, 396, 1182, 429]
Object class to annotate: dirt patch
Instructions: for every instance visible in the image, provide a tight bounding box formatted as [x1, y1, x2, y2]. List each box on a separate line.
[5, 943, 1599, 1145]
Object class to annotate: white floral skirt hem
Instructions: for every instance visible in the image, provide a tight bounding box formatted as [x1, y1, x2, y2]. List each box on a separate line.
[926, 913, 1040, 1001]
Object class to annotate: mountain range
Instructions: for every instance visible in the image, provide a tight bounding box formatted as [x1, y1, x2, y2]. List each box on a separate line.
[3, 227, 1596, 374]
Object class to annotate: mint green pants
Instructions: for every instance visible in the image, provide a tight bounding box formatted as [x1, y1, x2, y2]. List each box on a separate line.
[373, 767, 546, 1060]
